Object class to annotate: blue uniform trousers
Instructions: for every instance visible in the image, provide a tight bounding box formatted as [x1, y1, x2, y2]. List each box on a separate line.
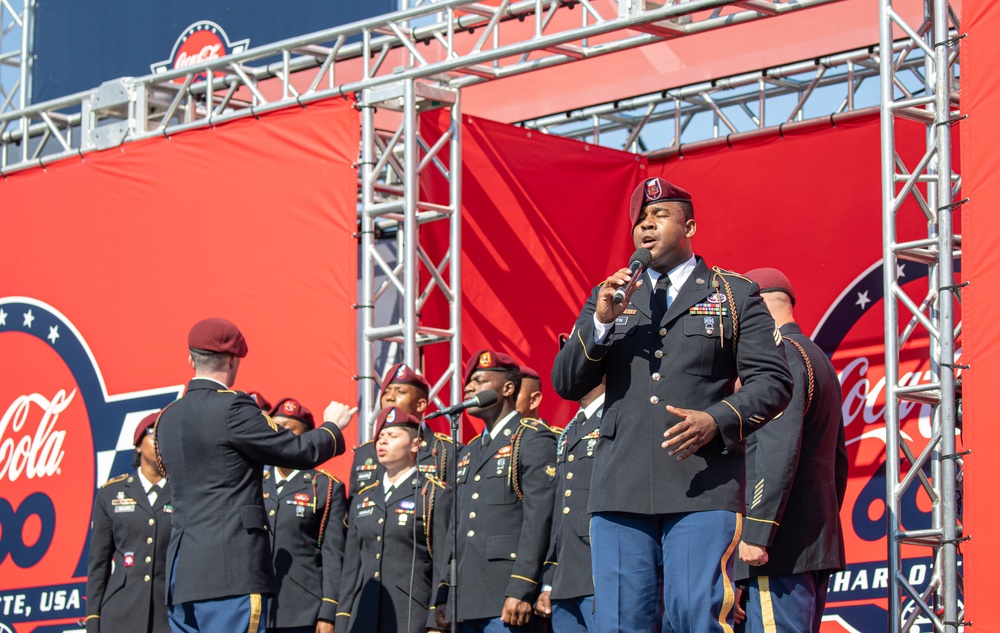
[168, 560, 267, 633]
[591, 510, 741, 633]
[459, 616, 547, 633]
[551, 595, 596, 632]
[745, 572, 831, 633]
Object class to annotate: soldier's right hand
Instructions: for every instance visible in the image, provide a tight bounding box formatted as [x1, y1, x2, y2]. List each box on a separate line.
[596, 267, 643, 324]
[323, 401, 358, 430]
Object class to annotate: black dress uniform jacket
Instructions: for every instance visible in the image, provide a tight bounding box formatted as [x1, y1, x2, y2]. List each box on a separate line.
[436, 413, 557, 621]
[735, 322, 848, 580]
[263, 468, 348, 628]
[552, 258, 793, 516]
[350, 426, 459, 497]
[155, 378, 346, 605]
[541, 403, 602, 601]
[86, 473, 173, 633]
[337, 471, 451, 633]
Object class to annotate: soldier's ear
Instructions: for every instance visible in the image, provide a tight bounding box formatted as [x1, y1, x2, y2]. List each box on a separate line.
[415, 397, 428, 414]
[502, 380, 516, 398]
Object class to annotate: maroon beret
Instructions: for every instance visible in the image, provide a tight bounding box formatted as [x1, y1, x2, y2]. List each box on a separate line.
[270, 397, 315, 429]
[520, 365, 540, 381]
[188, 318, 248, 358]
[464, 349, 520, 384]
[744, 267, 796, 305]
[246, 391, 271, 411]
[628, 177, 693, 227]
[380, 363, 431, 394]
[373, 406, 421, 438]
[133, 411, 160, 447]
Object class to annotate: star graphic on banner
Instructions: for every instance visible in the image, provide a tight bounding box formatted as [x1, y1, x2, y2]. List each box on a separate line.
[23, 309, 35, 328]
[0, 308, 6, 326]
[897, 263, 906, 278]
[48, 325, 60, 345]
[856, 291, 871, 310]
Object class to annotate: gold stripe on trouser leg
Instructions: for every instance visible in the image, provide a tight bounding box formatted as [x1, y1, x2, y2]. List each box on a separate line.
[247, 593, 262, 633]
[718, 513, 743, 633]
[758, 576, 777, 633]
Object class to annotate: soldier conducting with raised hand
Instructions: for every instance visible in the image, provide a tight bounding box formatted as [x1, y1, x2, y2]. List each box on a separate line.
[155, 318, 356, 633]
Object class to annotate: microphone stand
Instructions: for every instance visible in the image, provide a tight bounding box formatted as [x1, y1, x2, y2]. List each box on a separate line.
[448, 410, 461, 630]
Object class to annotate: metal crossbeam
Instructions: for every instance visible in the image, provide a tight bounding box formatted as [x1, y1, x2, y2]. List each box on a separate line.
[879, 1, 963, 631]
[0, 0, 842, 174]
[520, 39, 926, 155]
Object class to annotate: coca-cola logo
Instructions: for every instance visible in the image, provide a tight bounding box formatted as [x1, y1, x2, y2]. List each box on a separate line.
[0, 297, 183, 627]
[150, 21, 250, 84]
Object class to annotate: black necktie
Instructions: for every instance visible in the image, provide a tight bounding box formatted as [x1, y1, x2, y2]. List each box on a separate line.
[652, 275, 670, 318]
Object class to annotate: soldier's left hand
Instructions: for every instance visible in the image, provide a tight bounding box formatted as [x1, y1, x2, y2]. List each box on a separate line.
[323, 401, 358, 430]
[315, 619, 334, 633]
[501, 597, 533, 627]
[662, 405, 719, 460]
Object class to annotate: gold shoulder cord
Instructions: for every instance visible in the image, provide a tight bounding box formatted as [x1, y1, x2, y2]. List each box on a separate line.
[314, 472, 335, 549]
[152, 401, 178, 477]
[782, 336, 815, 414]
[423, 478, 436, 555]
[711, 268, 741, 357]
[509, 425, 531, 502]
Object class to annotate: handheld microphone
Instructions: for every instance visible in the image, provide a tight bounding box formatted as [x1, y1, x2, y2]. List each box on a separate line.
[424, 390, 499, 419]
[613, 248, 652, 305]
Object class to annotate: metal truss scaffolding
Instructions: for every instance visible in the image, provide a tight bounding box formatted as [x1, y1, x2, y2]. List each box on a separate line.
[879, 0, 963, 631]
[0, 0, 32, 114]
[358, 80, 463, 440]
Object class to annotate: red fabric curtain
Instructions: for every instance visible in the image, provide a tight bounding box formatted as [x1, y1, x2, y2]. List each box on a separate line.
[0, 97, 359, 630]
[960, 0, 1000, 624]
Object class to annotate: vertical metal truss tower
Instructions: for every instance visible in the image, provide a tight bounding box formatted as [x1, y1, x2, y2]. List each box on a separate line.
[0, 0, 32, 113]
[358, 79, 463, 440]
[879, 0, 963, 631]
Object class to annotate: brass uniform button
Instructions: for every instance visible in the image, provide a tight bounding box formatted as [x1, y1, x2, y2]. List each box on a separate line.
[468, 530, 475, 537]
[472, 493, 479, 500]
[144, 575, 151, 582]
[659, 328, 667, 336]
[145, 556, 152, 563]
[565, 490, 572, 497]
[568, 455, 575, 462]
[474, 475, 481, 482]
[376, 553, 381, 560]
[652, 373, 661, 381]
[269, 509, 275, 516]
[374, 571, 380, 578]
[563, 507, 571, 515]
[566, 472, 574, 480]
[469, 512, 477, 519]
[650, 396, 659, 405]
[378, 518, 384, 524]
[148, 519, 155, 526]
[146, 537, 153, 544]
[654, 350, 663, 359]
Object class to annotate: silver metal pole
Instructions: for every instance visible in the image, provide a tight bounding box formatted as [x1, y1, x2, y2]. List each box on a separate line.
[360, 91, 377, 443]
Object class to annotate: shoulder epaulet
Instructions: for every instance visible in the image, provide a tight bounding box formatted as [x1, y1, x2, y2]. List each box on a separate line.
[315, 469, 342, 485]
[217, 389, 238, 395]
[468, 432, 483, 443]
[359, 439, 375, 447]
[357, 481, 380, 496]
[101, 473, 129, 488]
[519, 418, 549, 431]
[433, 432, 455, 444]
[711, 266, 752, 283]
[549, 426, 564, 436]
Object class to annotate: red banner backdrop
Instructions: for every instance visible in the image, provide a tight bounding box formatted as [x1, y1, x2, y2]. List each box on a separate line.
[960, 0, 1000, 626]
[424, 108, 955, 631]
[0, 97, 360, 631]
